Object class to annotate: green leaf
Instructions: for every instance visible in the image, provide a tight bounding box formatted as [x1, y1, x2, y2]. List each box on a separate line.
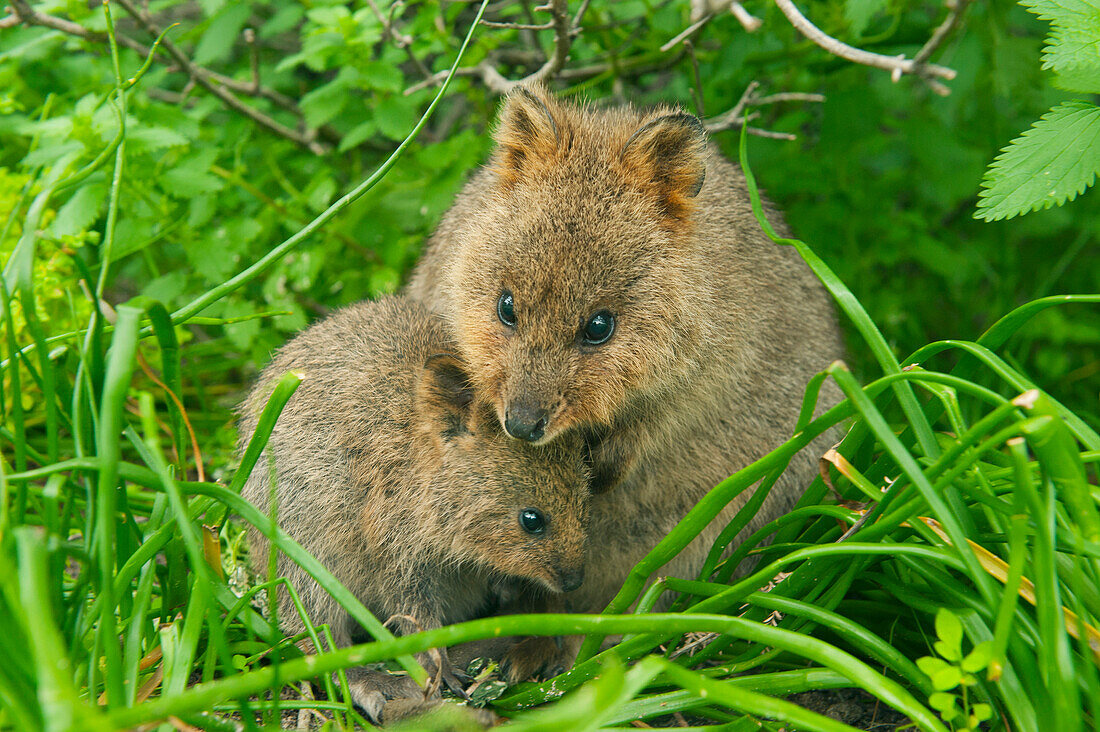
[845, 0, 888, 36]
[961, 641, 993, 673]
[374, 94, 419, 141]
[1053, 66, 1100, 94]
[299, 68, 357, 129]
[193, 3, 252, 66]
[50, 182, 105, 238]
[338, 119, 377, 152]
[928, 692, 957, 714]
[975, 101, 1100, 221]
[161, 150, 225, 199]
[128, 126, 190, 154]
[917, 656, 950, 676]
[357, 61, 405, 92]
[972, 703, 993, 722]
[1020, 0, 1100, 73]
[259, 4, 304, 38]
[935, 608, 963, 661]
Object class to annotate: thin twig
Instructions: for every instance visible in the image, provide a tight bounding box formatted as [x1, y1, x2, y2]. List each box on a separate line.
[913, 0, 972, 66]
[773, 0, 956, 94]
[571, 0, 593, 32]
[526, 0, 572, 84]
[406, 0, 572, 95]
[7, 0, 302, 114]
[112, 0, 327, 153]
[684, 40, 705, 118]
[729, 1, 762, 32]
[660, 13, 713, 53]
[703, 80, 823, 140]
[243, 28, 259, 93]
[480, 19, 554, 30]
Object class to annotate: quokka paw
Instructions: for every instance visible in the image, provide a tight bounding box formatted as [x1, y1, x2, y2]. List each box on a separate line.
[499, 635, 580, 685]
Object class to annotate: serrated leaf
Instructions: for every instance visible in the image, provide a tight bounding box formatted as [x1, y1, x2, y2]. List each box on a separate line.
[259, 4, 303, 38]
[1020, 0, 1100, 73]
[306, 177, 337, 214]
[976, 101, 1100, 221]
[161, 150, 225, 199]
[23, 140, 83, 168]
[845, 0, 888, 37]
[128, 126, 190, 153]
[338, 120, 377, 152]
[373, 94, 419, 141]
[193, 3, 252, 66]
[935, 609, 963, 660]
[50, 182, 106, 238]
[1053, 66, 1100, 94]
[358, 61, 404, 92]
[300, 68, 357, 129]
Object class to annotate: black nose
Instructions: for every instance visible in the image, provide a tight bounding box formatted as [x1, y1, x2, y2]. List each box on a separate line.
[558, 568, 584, 593]
[504, 404, 549, 442]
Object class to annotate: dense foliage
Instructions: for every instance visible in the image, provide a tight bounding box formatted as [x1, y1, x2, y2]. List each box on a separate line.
[1, 0, 1098, 730]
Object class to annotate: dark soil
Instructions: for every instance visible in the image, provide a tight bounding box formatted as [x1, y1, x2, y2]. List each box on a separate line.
[787, 688, 912, 730]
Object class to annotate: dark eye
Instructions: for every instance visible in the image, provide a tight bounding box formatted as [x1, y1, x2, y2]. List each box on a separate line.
[582, 311, 615, 345]
[519, 508, 546, 535]
[498, 290, 516, 328]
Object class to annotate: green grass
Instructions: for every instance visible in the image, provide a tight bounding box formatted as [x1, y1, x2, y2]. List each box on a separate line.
[2, 4, 1099, 732]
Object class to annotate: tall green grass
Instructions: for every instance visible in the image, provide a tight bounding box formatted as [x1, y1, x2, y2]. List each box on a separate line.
[2, 6, 1099, 730]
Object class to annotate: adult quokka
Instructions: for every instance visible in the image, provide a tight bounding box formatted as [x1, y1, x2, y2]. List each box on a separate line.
[407, 86, 844, 610]
[237, 296, 590, 719]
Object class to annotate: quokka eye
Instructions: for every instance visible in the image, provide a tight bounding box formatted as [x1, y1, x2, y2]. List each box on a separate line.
[582, 310, 615, 345]
[498, 290, 516, 327]
[519, 508, 546, 535]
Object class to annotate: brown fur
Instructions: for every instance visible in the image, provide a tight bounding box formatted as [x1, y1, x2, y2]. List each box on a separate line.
[406, 87, 845, 611]
[236, 296, 590, 683]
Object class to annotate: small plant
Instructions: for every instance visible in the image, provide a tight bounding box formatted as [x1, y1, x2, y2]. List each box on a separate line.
[916, 609, 995, 732]
[975, 0, 1100, 221]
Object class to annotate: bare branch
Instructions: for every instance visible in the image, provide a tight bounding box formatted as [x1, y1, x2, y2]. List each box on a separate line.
[773, 0, 957, 92]
[571, 0, 593, 31]
[405, 61, 515, 96]
[660, 13, 714, 53]
[526, 0, 572, 84]
[729, 1, 762, 33]
[684, 40, 705, 117]
[480, 19, 554, 30]
[406, 0, 572, 95]
[703, 81, 823, 140]
[243, 28, 260, 94]
[7, 1, 306, 121]
[913, 0, 972, 67]
[112, 0, 327, 154]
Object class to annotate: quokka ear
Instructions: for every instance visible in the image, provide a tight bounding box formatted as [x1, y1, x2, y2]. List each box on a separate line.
[492, 85, 564, 188]
[416, 353, 475, 438]
[619, 112, 707, 222]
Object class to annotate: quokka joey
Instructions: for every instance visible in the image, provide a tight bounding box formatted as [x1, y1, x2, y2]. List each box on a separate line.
[237, 296, 591, 718]
[407, 86, 844, 610]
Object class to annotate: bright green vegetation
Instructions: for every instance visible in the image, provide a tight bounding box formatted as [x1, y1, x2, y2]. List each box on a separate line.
[1, 0, 1098, 730]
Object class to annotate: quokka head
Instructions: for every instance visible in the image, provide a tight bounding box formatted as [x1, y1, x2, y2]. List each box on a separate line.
[413, 352, 590, 594]
[447, 85, 712, 449]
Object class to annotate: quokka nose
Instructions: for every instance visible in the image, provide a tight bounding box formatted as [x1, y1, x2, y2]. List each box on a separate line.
[504, 404, 549, 442]
[558, 567, 584, 593]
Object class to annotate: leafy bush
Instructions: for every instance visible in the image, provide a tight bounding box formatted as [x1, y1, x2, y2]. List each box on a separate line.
[1, 0, 1098, 730]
